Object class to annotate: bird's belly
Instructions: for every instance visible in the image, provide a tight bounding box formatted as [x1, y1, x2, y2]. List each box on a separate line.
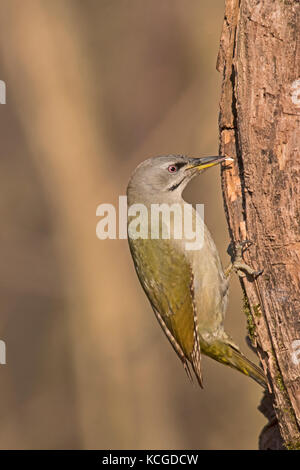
[189, 232, 229, 339]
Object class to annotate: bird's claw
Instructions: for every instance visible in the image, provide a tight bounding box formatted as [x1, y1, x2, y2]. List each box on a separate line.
[235, 239, 252, 256]
[252, 269, 264, 278]
[235, 265, 264, 279]
[226, 240, 263, 279]
[233, 240, 263, 279]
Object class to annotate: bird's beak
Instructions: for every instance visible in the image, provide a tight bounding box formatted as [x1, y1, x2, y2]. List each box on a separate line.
[186, 155, 233, 171]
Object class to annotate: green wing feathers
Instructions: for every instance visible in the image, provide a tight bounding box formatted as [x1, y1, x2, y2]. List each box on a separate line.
[129, 238, 203, 385]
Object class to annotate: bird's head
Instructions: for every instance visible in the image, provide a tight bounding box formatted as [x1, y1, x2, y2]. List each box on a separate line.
[127, 154, 233, 201]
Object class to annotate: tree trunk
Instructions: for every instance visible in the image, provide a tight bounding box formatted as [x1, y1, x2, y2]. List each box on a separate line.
[217, 0, 300, 450]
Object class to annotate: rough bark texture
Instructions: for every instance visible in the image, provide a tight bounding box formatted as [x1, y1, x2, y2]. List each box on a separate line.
[217, 0, 300, 449]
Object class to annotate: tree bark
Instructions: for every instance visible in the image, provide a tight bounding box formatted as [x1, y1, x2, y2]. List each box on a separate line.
[218, 0, 300, 449]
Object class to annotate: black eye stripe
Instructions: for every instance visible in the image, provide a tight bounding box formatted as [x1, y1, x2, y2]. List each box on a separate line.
[173, 162, 186, 170]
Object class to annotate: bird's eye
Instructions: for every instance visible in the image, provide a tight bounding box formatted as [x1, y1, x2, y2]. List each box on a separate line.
[168, 165, 178, 173]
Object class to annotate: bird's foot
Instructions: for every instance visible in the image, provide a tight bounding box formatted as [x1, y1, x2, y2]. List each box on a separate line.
[225, 240, 263, 279]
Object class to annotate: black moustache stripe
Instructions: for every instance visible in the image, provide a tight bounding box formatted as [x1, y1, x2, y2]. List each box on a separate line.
[168, 176, 186, 191]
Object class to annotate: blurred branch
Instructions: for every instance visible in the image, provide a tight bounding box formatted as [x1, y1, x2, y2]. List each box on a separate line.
[0, 0, 133, 447]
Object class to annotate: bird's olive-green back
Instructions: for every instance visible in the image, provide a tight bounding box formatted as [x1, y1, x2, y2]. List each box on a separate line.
[129, 236, 196, 358]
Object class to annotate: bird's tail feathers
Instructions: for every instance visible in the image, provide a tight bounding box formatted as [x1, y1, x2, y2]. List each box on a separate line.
[203, 339, 267, 388]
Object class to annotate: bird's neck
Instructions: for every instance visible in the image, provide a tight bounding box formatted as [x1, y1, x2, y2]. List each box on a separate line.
[127, 189, 184, 209]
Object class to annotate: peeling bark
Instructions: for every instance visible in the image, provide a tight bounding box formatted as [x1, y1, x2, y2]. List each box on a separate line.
[218, 0, 300, 449]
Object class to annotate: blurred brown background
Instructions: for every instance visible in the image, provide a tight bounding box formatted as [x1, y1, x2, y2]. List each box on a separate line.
[0, 0, 265, 449]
